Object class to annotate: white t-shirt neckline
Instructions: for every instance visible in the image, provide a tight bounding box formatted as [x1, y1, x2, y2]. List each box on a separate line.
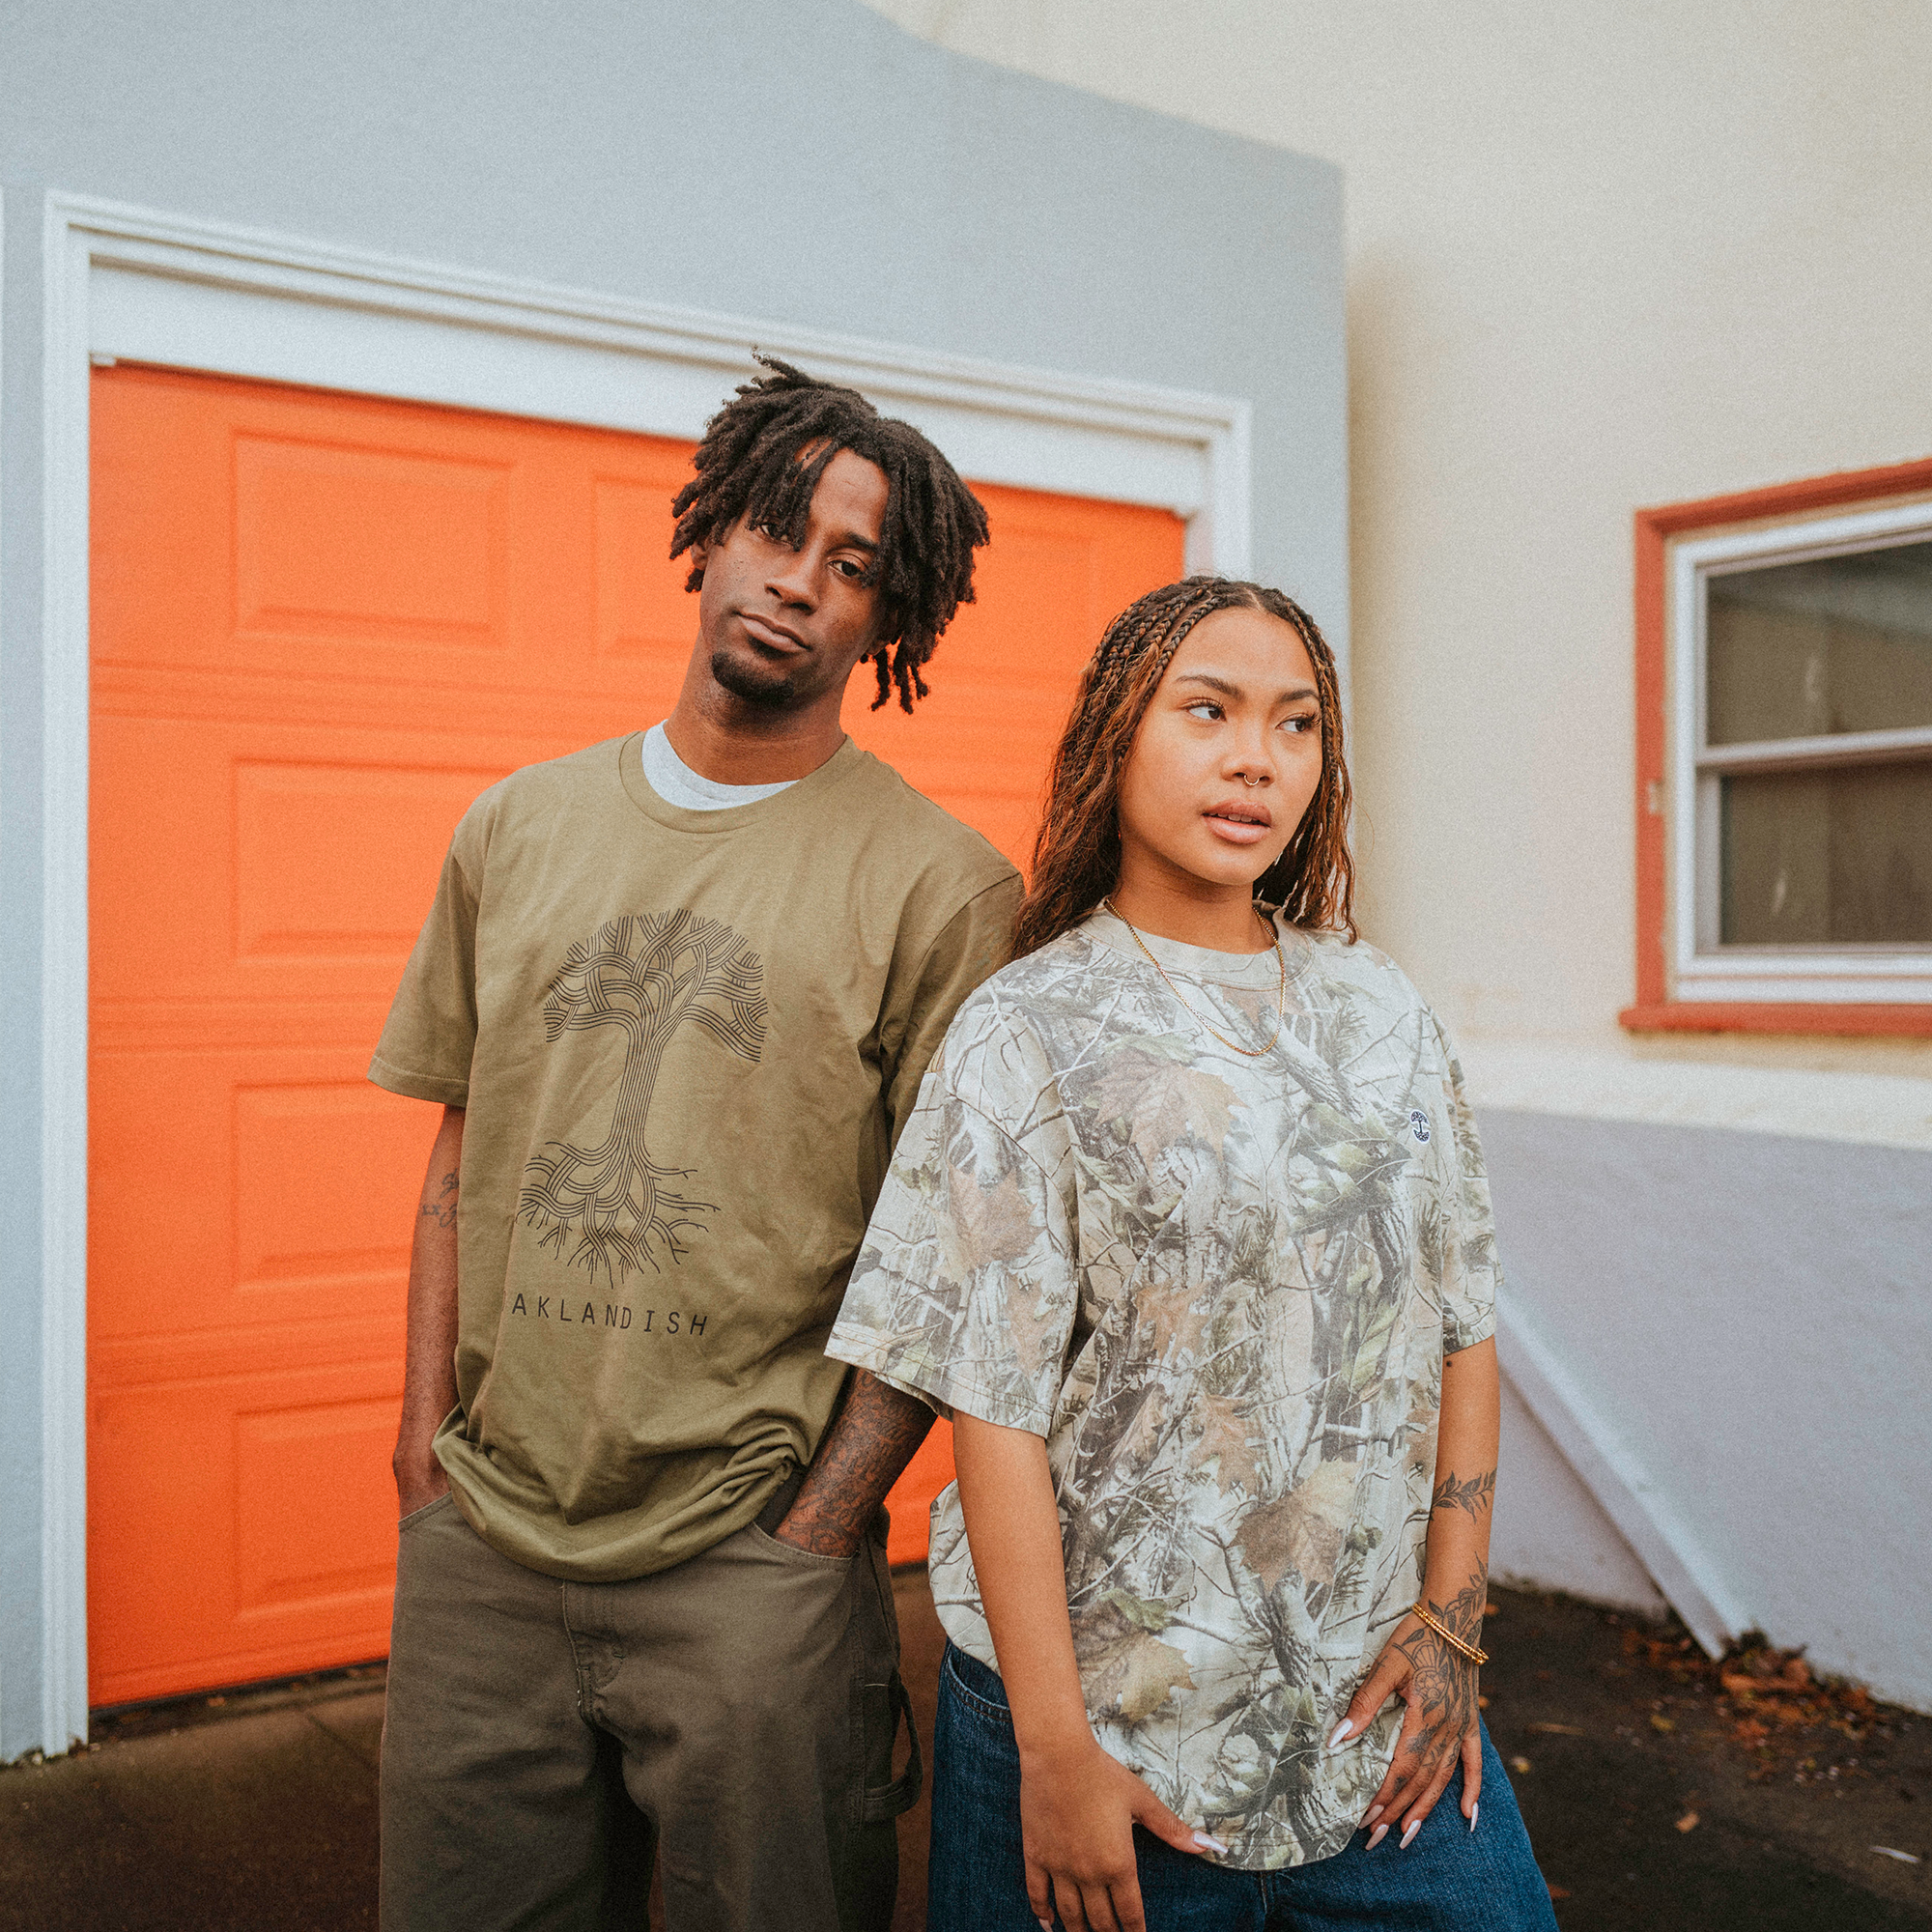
[639, 722, 798, 811]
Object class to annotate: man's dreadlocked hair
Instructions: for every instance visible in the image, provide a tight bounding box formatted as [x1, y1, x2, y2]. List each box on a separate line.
[1012, 576, 1356, 960]
[668, 356, 990, 713]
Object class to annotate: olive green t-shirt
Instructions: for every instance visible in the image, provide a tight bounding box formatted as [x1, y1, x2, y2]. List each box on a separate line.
[370, 732, 1020, 1580]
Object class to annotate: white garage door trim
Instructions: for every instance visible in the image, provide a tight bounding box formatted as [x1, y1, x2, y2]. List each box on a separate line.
[27, 188, 1251, 1753]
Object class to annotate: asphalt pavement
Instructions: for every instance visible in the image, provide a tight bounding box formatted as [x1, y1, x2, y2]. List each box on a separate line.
[2, 1582, 1925, 1931]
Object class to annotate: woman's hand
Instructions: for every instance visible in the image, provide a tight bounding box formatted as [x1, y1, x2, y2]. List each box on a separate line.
[1331, 1583, 1486, 1849]
[948, 1414, 1221, 1927]
[1019, 1733, 1208, 1932]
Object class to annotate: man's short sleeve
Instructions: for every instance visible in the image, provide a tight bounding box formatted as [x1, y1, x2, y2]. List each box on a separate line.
[830, 1026, 1078, 1437]
[369, 838, 480, 1107]
[1435, 1020, 1500, 1353]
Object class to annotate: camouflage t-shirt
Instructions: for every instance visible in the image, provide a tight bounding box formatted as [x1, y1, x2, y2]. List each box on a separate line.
[828, 908, 1499, 1869]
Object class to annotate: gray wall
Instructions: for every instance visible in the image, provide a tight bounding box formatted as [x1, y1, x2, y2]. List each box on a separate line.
[1, 0, 1345, 613]
[0, 1, 1344, 1756]
[1482, 1111, 1932, 1709]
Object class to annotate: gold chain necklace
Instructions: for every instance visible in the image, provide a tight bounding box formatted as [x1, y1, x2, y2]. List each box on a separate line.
[1100, 897, 1288, 1058]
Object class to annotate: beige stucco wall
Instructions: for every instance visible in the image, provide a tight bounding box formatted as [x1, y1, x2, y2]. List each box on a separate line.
[864, 0, 1932, 1115]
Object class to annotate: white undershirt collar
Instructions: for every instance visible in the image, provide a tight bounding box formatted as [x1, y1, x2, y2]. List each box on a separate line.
[640, 723, 798, 811]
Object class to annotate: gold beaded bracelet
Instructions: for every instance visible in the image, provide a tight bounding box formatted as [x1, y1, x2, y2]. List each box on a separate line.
[1408, 1602, 1489, 1666]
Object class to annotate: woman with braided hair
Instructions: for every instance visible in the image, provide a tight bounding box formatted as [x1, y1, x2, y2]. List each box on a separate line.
[831, 579, 1557, 1929]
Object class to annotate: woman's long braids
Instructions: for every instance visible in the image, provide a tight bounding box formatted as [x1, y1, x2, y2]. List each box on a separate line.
[1011, 576, 1356, 959]
[668, 356, 990, 712]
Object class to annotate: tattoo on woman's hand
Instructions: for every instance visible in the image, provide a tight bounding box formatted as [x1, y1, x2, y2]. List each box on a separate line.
[1384, 1564, 1486, 1800]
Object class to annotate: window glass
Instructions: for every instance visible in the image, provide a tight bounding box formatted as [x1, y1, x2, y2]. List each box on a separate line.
[1719, 761, 1932, 946]
[1706, 539, 1932, 746]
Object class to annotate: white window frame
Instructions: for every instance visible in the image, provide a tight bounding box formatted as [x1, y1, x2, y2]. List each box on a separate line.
[20, 190, 1256, 1754]
[1668, 498, 1932, 1004]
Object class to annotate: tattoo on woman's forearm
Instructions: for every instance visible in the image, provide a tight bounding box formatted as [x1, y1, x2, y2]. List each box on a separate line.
[1432, 1466, 1496, 1520]
[1435, 1561, 1489, 1641]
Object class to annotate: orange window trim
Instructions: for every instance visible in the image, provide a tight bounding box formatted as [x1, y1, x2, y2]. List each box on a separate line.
[1624, 456, 1932, 1039]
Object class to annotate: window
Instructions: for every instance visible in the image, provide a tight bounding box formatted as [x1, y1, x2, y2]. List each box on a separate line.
[1627, 462, 1932, 1034]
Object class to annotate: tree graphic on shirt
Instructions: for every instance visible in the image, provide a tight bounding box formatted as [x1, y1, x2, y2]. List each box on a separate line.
[519, 910, 767, 1283]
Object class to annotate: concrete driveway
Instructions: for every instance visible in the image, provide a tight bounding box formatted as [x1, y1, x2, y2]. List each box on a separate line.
[3, 1581, 1926, 1931]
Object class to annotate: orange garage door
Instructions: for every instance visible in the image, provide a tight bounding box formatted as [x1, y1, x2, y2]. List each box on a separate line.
[88, 364, 1184, 1703]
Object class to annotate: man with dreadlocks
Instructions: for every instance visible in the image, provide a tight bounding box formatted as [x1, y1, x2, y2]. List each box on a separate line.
[370, 359, 1018, 1932]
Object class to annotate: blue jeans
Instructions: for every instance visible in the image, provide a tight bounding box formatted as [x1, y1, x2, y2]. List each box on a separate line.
[928, 1642, 1559, 1932]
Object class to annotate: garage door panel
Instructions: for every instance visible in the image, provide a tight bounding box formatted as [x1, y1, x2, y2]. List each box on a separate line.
[230, 755, 504, 963]
[232, 1080, 426, 1290]
[90, 1049, 425, 1341]
[234, 434, 512, 650]
[91, 711, 518, 1004]
[91, 1053, 242, 1343]
[93, 367, 698, 696]
[88, 1357, 402, 1706]
[91, 381, 239, 675]
[92, 1314, 407, 1393]
[88, 1378, 240, 1695]
[954, 524, 1100, 659]
[89, 714, 236, 999]
[232, 1395, 407, 1613]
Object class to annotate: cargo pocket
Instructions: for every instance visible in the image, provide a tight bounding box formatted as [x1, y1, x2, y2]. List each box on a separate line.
[858, 1673, 923, 1823]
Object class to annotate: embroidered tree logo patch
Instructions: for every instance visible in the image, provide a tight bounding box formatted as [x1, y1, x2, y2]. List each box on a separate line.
[519, 911, 767, 1283]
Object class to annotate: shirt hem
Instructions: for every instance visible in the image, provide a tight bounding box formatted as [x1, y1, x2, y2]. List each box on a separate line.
[368, 1053, 469, 1107]
[435, 1434, 797, 1582]
[826, 1328, 1052, 1438]
[1444, 1311, 1497, 1353]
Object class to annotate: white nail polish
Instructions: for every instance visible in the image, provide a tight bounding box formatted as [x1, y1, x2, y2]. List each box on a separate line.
[1400, 1819, 1421, 1849]
[1326, 1719, 1355, 1749]
[1367, 1824, 1388, 1850]
[1365, 1804, 1384, 1827]
[1468, 1803, 1478, 1834]
[1193, 1832, 1230, 1854]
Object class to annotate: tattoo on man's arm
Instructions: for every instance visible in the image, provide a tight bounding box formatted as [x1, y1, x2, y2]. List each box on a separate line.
[777, 1374, 933, 1556]
[419, 1170, 459, 1231]
[1432, 1466, 1496, 1520]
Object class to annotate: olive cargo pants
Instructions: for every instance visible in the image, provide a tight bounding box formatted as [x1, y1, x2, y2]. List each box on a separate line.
[379, 1489, 920, 1932]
